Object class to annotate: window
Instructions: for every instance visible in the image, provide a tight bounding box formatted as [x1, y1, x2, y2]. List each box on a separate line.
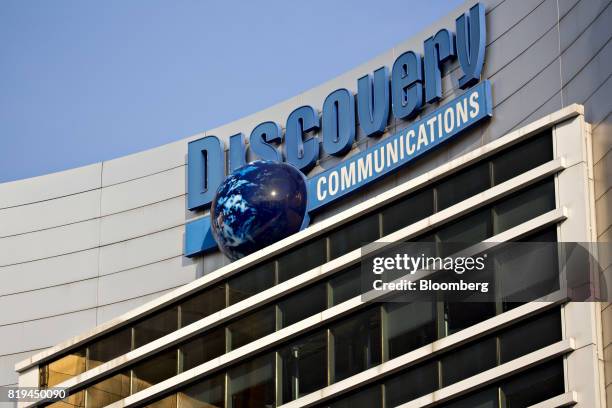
[324, 385, 382, 408]
[441, 336, 497, 386]
[436, 161, 490, 211]
[88, 327, 131, 369]
[47, 390, 85, 408]
[228, 353, 275, 408]
[437, 209, 491, 247]
[331, 308, 381, 382]
[385, 361, 438, 407]
[382, 188, 434, 235]
[329, 213, 380, 260]
[180, 284, 226, 327]
[501, 359, 564, 407]
[493, 179, 555, 234]
[132, 349, 177, 393]
[228, 262, 275, 305]
[181, 326, 226, 371]
[85, 371, 130, 408]
[440, 387, 498, 408]
[385, 302, 436, 359]
[228, 306, 275, 350]
[277, 239, 327, 283]
[278, 283, 326, 328]
[499, 309, 561, 363]
[279, 331, 327, 403]
[330, 265, 362, 306]
[133, 307, 178, 349]
[492, 131, 552, 185]
[179, 373, 224, 408]
[444, 302, 496, 336]
[42, 348, 86, 388]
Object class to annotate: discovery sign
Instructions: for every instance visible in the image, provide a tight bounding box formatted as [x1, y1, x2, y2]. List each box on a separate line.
[185, 3, 491, 257]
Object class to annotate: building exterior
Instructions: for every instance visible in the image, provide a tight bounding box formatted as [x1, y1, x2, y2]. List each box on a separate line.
[1, 0, 611, 407]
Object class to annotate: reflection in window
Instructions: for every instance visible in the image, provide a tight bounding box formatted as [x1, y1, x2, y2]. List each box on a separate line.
[329, 213, 380, 260]
[277, 239, 327, 283]
[441, 336, 497, 386]
[331, 308, 381, 382]
[88, 327, 131, 369]
[179, 373, 224, 408]
[132, 349, 177, 393]
[181, 326, 226, 371]
[437, 209, 491, 247]
[228, 262, 275, 305]
[46, 390, 85, 408]
[86, 371, 130, 408]
[445, 302, 495, 335]
[279, 283, 326, 328]
[43, 348, 87, 388]
[385, 361, 438, 407]
[382, 188, 434, 235]
[279, 332, 327, 403]
[229, 353, 275, 408]
[133, 307, 178, 349]
[228, 306, 275, 350]
[180, 284, 226, 327]
[385, 302, 436, 359]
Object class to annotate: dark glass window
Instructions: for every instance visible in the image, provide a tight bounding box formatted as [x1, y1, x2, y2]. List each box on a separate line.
[277, 239, 327, 283]
[228, 262, 275, 306]
[329, 213, 380, 259]
[279, 283, 327, 328]
[179, 373, 225, 408]
[440, 386, 498, 408]
[228, 306, 275, 350]
[330, 265, 362, 306]
[331, 308, 381, 382]
[180, 284, 226, 327]
[325, 385, 382, 408]
[43, 348, 87, 388]
[385, 302, 436, 359]
[436, 161, 490, 211]
[444, 302, 496, 336]
[86, 371, 130, 408]
[133, 307, 178, 349]
[382, 188, 434, 235]
[497, 228, 559, 309]
[500, 309, 561, 363]
[132, 348, 177, 393]
[279, 331, 327, 403]
[147, 394, 177, 408]
[501, 359, 564, 407]
[492, 131, 553, 185]
[88, 327, 131, 369]
[493, 179, 555, 234]
[385, 361, 438, 407]
[437, 209, 491, 246]
[229, 353, 275, 408]
[181, 326, 226, 371]
[441, 336, 497, 386]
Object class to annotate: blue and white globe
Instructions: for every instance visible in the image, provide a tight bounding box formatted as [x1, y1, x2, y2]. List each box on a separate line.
[210, 160, 308, 260]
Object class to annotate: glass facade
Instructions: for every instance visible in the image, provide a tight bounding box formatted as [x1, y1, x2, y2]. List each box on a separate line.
[40, 130, 569, 408]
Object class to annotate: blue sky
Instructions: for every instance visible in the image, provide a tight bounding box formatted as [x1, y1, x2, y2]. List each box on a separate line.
[0, 0, 464, 183]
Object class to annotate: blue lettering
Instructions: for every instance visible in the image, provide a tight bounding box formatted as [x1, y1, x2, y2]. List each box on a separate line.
[322, 88, 355, 156]
[456, 3, 486, 88]
[285, 106, 320, 172]
[187, 136, 224, 210]
[424, 29, 456, 103]
[249, 121, 283, 161]
[391, 51, 423, 120]
[357, 66, 390, 137]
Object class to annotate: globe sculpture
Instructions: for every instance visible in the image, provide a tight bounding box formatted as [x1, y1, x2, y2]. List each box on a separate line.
[210, 160, 308, 260]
